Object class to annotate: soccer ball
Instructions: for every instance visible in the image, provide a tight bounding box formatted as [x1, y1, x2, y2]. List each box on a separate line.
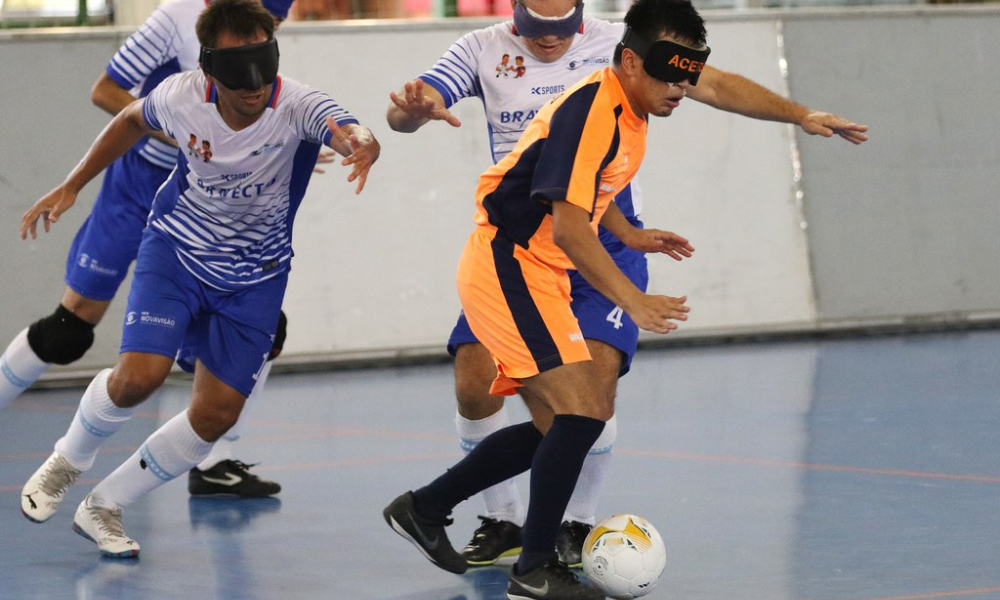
[581, 513, 667, 599]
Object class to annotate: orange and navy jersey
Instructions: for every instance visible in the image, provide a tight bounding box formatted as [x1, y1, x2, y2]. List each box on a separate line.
[472, 66, 647, 271]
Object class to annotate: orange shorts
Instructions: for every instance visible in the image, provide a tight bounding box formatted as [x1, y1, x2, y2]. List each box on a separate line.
[457, 227, 592, 396]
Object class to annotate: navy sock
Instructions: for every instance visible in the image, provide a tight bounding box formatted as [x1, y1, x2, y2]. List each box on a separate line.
[517, 414, 605, 574]
[413, 421, 543, 520]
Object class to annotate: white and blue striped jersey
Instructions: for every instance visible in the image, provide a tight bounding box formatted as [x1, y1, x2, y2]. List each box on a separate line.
[142, 71, 358, 290]
[105, 0, 206, 170]
[417, 17, 643, 235]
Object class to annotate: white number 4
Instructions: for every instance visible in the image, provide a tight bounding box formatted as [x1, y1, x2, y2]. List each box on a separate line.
[606, 306, 624, 330]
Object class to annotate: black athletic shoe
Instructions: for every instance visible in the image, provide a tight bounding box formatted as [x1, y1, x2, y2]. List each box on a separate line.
[188, 460, 281, 498]
[507, 559, 605, 600]
[461, 516, 523, 566]
[556, 521, 592, 569]
[383, 491, 468, 574]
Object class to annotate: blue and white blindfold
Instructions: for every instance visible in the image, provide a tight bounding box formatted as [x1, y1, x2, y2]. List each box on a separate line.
[513, 1, 584, 39]
[617, 26, 710, 86]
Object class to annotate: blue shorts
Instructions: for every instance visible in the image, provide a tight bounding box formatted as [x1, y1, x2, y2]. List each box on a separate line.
[120, 230, 287, 397]
[447, 247, 648, 377]
[65, 149, 172, 301]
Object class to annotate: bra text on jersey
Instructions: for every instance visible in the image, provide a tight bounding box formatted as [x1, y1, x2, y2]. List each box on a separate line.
[500, 109, 539, 124]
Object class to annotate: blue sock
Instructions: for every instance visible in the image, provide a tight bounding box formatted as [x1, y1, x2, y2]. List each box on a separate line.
[413, 421, 543, 520]
[517, 414, 605, 574]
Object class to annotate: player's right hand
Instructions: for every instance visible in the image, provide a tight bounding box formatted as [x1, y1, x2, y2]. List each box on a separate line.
[21, 184, 78, 240]
[389, 80, 461, 128]
[627, 294, 690, 335]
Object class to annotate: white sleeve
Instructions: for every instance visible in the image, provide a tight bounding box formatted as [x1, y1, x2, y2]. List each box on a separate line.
[417, 29, 486, 108]
[281, 79, 360, 146]
[106, 3, 183, 90]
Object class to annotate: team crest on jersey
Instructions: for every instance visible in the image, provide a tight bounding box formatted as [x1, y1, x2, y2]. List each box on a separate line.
[496, 53, 527, 79]
[186, 133, 213, 163]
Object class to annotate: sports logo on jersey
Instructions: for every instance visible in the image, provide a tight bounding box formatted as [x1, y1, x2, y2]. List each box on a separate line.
[187, 133, 213, 163]
[496, 53, 527, 79]
[250, 140, 285, 156]
[531, 84, 566, 96]
[567, 56, 610, 71]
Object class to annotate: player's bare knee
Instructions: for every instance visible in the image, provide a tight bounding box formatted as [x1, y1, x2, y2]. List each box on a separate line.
[455, 381, 502, 419]
[191, 405, 241, 442]
[106, 365, 167, 407]
[26, 305, 95, 366]
[454, 344, 503, 419]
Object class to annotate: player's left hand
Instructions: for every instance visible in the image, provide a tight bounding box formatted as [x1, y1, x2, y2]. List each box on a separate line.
[626, 229, 695, 261]
[801, 111, 870, 145]
[312, 147, 337, 174]
[326, 117, 381, 194]
[21, 184, 79, 240]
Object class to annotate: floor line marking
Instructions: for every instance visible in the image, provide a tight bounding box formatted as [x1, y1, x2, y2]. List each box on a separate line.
[620, 449, 1000, 483]
[801, 585, 1000, 600]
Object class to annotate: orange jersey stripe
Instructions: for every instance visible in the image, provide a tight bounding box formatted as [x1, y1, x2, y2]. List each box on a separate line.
[473, 67, 647, 271]
[457, 228, 591, 395]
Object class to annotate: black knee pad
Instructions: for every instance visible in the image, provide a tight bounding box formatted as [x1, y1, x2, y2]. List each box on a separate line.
[268, 310, 287, 361]
[26, 305, 96, 365]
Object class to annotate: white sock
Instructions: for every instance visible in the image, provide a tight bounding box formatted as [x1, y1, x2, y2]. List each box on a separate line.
[195, 361, 270, 471]
[457, 406, 525, 525]
[0, 328, 51, 410]
[55, 369, 133, 471]
[564, 414, 617, 525]
[91, 409, 212, 509]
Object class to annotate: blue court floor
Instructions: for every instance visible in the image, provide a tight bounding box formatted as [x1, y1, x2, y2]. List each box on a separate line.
[1, 329, 998, 600]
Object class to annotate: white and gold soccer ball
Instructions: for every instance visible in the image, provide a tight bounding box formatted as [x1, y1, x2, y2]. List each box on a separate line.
[581, 513, 667, 599]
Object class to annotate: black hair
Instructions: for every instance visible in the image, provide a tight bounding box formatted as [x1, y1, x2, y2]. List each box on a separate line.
[197, 0, 275, 49]
[614, 0, 707, 64]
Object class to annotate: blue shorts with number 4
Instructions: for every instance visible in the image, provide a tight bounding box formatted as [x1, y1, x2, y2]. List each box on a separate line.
[120, 229, 287, 397]
[64, 148, 172, 301]
[447, 245, 648, 378]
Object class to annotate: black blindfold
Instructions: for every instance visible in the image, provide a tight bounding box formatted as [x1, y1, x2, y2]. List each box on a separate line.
[200, 39, 280, 91]
[618, 27, 710, 86]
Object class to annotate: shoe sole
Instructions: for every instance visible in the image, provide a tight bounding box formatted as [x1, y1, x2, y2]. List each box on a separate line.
[72, 522, 140, 559]
[465, 546, 523, 566]
[384, 512, 468, 574]
[188, 491, 280, 498]
[21, 508, 49, 524]
[188, 485, 281, 497]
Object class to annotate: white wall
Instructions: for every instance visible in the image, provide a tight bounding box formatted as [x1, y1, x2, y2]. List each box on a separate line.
[1, 7, 997, 378]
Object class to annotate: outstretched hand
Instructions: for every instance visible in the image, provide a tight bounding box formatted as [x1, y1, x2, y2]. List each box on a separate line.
[627, 293, 690, 335]
[21, 184, 79, 240]
[326, 117, 381, 194]
[389, 80, 461, 128]
[627, 229, 695, 261]
[801, 111, 869, 145]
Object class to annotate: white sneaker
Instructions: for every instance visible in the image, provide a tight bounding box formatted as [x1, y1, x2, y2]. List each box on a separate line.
[72, 495, 140, 558]
[21, 451, 82, 523]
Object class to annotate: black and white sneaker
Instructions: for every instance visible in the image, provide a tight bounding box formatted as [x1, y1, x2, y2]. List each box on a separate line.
[507, 559, 605, 600]
[462, 516, 523, 566]
[556, 520, 592, 569]
[188, 460, 281, 498]
[383, 491, 468, 574]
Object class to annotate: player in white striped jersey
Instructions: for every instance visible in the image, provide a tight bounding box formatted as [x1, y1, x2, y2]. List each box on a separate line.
[18, 0, 380, 557]
[388, 0, 869, 568]
[0, 0, 297, 499]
